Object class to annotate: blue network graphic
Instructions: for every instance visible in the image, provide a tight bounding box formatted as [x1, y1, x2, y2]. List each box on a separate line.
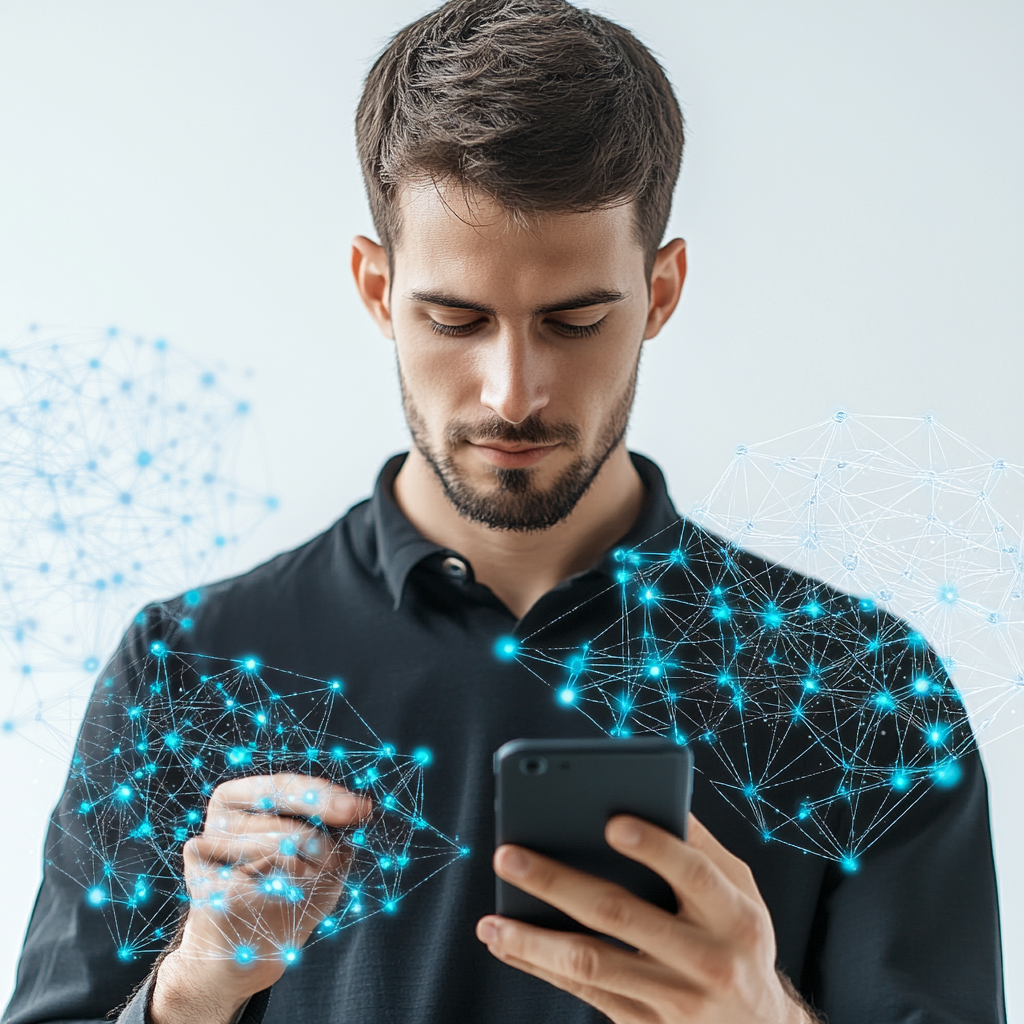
[0, 325, 279, 743]
[55, 645, 464, 962]
[507, 414, 1022, 865]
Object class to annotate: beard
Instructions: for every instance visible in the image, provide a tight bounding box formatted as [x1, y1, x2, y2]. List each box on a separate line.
[399, 360, 639, 533]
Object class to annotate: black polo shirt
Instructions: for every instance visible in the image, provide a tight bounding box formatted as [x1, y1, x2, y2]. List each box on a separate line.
[4, 453, 1005, 1024]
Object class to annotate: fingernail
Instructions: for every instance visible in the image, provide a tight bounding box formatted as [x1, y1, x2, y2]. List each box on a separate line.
[501, 848, 530, 878]
[477, 919, 500, 944]
[612, 819, 643, 847]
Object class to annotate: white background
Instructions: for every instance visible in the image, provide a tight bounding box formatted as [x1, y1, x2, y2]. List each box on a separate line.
[0, 0, 1021, 1015]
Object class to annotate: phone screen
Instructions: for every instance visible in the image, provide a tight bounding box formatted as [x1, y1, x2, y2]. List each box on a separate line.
[494, 737, 693, 932]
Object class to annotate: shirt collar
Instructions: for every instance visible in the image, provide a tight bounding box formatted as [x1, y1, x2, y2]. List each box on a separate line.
[370, 451, 681, 609]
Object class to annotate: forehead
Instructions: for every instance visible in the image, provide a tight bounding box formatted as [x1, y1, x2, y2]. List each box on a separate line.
[391, 184, 645, 303]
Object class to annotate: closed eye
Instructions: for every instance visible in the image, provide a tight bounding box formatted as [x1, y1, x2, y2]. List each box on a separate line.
[428, 318, 487, 337]
[427, 317, 607, 338]
[548, 317, 606, 338]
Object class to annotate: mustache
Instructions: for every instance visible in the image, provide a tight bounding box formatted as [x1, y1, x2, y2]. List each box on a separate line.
[443, 414, 581, 449]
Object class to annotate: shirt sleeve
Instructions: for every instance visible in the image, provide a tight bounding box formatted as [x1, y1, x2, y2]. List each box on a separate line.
[2, 608, 172, 1024]
[113, 978, 273, 1024]
[808, 746, 1005, 1024]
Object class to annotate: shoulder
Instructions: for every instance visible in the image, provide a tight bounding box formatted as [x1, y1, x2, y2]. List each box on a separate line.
[133, 497, 380, 653]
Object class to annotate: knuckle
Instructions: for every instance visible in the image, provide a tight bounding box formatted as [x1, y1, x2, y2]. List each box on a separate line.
[591, 890, 634, 933]
[732, 902, 769, 949]
[686, 855, 718, 894]
[562, 942, 603, 983]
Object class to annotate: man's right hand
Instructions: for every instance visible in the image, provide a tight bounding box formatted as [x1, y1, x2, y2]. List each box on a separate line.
[150, 773, 371, 1024]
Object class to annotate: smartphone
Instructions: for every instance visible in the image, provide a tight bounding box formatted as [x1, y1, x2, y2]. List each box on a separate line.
[494, 737, 694, 932]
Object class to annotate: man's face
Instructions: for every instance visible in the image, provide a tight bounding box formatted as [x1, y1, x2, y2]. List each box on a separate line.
[385, 186, 657, 531]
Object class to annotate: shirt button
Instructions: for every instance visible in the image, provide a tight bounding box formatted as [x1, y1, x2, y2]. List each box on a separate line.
[442, 555, 468, 580]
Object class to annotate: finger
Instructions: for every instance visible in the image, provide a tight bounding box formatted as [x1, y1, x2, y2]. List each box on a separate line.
[208, 773, 372, 826]
[203, 812, 332, 853]
[604, 817, 763, 938]
[477, 916, 684, 1020]
[684, 815, 762, 900]
[497, 953, 656, 1024]
[188, 830, 342, 868]
[492, 844, 713, 972]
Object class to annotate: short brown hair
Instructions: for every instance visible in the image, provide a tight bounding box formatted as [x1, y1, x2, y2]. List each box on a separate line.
[356, 0, 684, 274]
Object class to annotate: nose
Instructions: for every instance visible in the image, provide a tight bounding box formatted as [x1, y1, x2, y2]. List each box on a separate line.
[477, 326, 549, 425]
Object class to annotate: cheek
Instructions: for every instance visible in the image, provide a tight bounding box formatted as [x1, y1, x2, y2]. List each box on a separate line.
[396, 337, 480, 414]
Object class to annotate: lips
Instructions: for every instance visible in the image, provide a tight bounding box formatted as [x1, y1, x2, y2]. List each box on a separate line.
[469, 441, 560, 469]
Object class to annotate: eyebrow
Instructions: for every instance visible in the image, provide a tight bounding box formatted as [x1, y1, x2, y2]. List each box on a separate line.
[407, 289, 628, 317]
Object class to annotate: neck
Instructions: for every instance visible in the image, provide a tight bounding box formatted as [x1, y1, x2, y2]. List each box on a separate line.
[393, 444, 645, 620]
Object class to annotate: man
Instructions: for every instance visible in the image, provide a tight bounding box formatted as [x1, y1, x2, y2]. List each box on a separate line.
[3, 1, 1004, 1022]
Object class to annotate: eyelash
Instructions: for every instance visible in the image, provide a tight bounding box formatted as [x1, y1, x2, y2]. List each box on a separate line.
[427, 318, 606, 338]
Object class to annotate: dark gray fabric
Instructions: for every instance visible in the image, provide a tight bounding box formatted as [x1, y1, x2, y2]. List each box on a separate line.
[3, 453, 1005, 1024]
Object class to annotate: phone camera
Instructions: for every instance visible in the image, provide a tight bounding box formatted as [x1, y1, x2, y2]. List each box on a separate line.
[519, 755, 548, 776]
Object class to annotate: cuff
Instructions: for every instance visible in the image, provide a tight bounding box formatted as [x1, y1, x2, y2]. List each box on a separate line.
[115, 976, 274, 1024]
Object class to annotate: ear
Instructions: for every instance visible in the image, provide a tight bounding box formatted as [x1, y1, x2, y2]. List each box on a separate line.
[644, 238, 687, 340]
[351, 235, 393, 339]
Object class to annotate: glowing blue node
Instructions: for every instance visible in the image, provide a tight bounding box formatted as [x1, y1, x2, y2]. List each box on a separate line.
[937, 583, 959, 604]
[839, 855, 859, 874]
[931, 759, 962, 788]
[384, 900, 397, 913]
[136, 450, 152, 467]
[412, 747, 432, 766]
[234, 945, 255, 965]
[280, 947, 299, 966]
[319, 918, 338, 933]
[890, 771, 910, 792]
[149, 641, 167, 658]
[83, 656, 99, 672]
[924, 723, 950, 747]
[873, 690, 896, 711]
[226, 747, 251, 767]
[494, 637, 519, 661]
[240, 656, 260, 673]
[913, 676, 932, 695]
[328, 678, 344, 692]
[86, 887, 107, 906]
[117, 945, 135, 961]
[557, 687, 576, 705]
[184, 589, 202, 607]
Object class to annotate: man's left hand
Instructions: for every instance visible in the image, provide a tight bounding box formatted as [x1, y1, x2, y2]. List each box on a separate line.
[476, 814, 812, 1023]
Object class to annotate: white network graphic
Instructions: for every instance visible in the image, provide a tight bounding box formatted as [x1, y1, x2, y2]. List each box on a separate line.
[511, 413, 1023, 865]
[0, 325, 279, 747]
[695, 413, 1024, 741]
